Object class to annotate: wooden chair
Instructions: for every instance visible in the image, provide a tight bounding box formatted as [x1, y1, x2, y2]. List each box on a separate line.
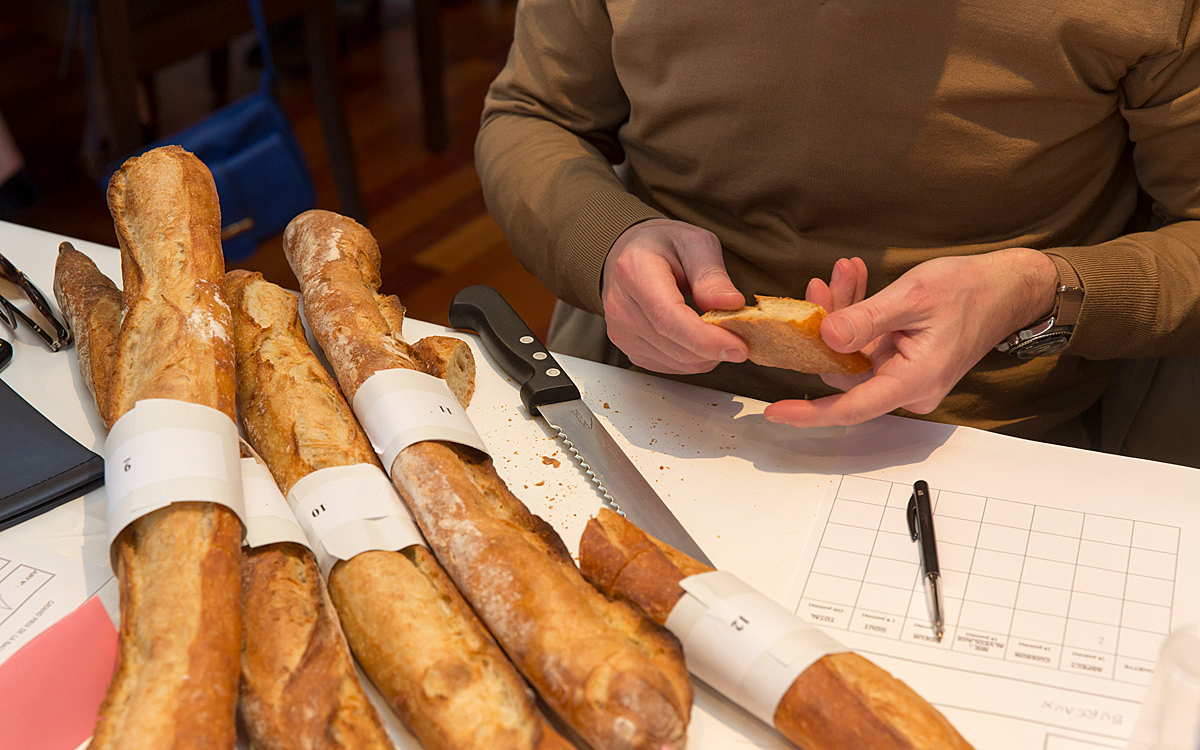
[412, 0, 446, 153]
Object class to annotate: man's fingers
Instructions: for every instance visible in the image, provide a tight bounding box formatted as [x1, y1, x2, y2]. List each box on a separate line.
[648, 298, 748, 362]
[849, 257, 868, 304]
[621, 258, 744, 360]
[819, 370, 874, 393]
[617, 330, 722, 374]
[811, 257, 869, 315]
[674, 229, 745, 312]
[763, 373, 911, 428]
[829, 259, 856, 310]
[805, 277, 834, 309]
[821, 285, 925, 353]
[624, 312, 734, 369]
[601, 219, 749, 367]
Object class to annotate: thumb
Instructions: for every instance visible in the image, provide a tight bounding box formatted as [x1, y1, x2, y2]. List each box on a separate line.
[676, 235, 744, 311]
[822, 296, 911, 352]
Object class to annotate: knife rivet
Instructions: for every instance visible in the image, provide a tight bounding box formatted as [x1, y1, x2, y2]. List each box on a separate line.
[546, 368, 561, 377]
[520, 335, 535, 344]
[533, 351, 548, 361]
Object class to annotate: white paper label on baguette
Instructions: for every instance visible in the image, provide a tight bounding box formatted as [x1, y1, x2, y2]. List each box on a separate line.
[665, 570, 846, 724]
[103, 399, 245, 568]
[352, 368, 488, 470]
[241, 458, 309, 549]
[286, 463, 425, 576]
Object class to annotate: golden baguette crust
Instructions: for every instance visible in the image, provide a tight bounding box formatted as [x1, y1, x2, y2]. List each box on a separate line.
[702, 295, 872, 375]
[579, 508, 975, 750]
[240, 539, 393, 750]
[227, 269, 557, 750]
[393, 442, 693, 750]
[87, 146, 242, 750]
[107, 145, 237, 422]
[284, 209, 692, 750]
[237, 431, 391, 750]
[578, 507, 712, 626]
[53, 242, 123, 428]
[282, 210, 419, 397]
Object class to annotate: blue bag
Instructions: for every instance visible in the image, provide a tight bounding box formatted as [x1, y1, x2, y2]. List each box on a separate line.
[100, 0, 315, 261]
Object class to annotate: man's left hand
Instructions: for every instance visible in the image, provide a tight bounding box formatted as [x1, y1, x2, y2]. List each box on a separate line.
[763, 248, 1059, 427]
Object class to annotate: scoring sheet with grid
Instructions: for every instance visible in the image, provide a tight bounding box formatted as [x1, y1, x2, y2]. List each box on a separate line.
[796, 474, 1178, 686]
[0, 555, 55, 628]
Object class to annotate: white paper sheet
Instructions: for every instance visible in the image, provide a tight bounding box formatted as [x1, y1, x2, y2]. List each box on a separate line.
[785, 422, 1200, 750]
[0, 538, 112, 666]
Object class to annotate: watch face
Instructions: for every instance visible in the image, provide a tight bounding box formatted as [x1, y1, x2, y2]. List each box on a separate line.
[1013, 331, 1071, 359]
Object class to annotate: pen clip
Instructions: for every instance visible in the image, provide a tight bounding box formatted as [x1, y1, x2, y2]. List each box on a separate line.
[906, 493, 920, 542]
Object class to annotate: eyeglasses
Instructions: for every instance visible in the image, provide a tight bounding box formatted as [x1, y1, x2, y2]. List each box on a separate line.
[0, 251, 71, 353]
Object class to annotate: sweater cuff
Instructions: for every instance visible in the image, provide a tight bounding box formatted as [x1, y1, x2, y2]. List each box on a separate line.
[561, 189, 665, 313]
[1043, 240, 1158, 358]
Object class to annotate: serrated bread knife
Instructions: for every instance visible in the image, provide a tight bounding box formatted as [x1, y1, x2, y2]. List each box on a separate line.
[449, 285, 713, 566]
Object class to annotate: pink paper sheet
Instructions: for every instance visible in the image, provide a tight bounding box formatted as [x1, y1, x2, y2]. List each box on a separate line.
[0, 595, 116, 750]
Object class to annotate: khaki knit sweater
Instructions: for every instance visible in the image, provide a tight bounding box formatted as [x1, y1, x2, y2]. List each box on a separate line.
[476, 0, 1200, 440]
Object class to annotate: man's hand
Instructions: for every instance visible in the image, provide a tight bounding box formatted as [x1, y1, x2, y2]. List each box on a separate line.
[602, 219, 749, 373]
[764, 248, 1059, 427]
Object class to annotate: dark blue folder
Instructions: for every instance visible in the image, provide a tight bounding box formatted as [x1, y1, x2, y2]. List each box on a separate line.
[0, 379, 104, 531]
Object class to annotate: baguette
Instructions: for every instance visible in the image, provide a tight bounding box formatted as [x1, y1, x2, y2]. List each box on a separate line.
[53, 242, 122, 427]
[701, 295, 872, 375]
[579, 507, 975, 750]
[238, 439, 392, 750]
[56, 145, 244, 749]
[284, 209, 692, 750]
[227, 269, 570, 750]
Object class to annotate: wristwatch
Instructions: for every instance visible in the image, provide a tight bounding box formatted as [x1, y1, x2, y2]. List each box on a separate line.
[995, 258, 1083, 359]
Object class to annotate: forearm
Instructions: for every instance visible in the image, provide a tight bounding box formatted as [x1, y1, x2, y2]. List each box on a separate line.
[1046, 219, 1200, 358]
[476, 114, 660, 313]
[474, 0, 663, 313]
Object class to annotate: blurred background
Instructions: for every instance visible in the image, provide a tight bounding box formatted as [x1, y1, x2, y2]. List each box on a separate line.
[0, 0, 557, 337]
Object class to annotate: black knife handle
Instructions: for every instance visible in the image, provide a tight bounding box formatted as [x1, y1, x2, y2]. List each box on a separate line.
[449, 285, 581, 415]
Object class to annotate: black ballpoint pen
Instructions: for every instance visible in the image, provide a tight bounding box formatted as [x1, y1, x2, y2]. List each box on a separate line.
[907, 480, 945, 641]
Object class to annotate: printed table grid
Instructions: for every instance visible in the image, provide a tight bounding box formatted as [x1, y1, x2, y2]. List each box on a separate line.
[0, 555, 55, 627]
[798, 476, 1178, 686]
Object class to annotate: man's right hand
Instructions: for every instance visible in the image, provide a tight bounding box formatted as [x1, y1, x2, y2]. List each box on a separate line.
[601, 218, 749, 374]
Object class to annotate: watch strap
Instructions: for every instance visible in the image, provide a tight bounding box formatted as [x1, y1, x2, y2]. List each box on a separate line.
[1046, 254, 1083, 329]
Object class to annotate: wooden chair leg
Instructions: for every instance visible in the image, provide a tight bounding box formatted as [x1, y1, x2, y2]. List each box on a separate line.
[207, 44, 231, 108]
[413, 0, 447, 152]
[93, 0, 142, 157]
[302, 2, 367, 223]
[140, 75, 160, 140]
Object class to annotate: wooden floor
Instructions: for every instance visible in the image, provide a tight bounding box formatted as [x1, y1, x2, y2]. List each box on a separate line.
[0, 0, 559, 338]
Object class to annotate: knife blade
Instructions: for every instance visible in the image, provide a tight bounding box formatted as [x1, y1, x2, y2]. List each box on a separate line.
[449, 285, 713, 566]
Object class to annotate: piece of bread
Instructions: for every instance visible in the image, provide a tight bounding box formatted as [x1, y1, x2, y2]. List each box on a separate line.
[227, 269, 569, 750]
[59, 146, 244, 749]
[284, 209, 693, 750]
[53, 242, 122, 427]
[579, 508, 975, 750]
[411, 335, 476, 407]
[701, 295, 872, 374]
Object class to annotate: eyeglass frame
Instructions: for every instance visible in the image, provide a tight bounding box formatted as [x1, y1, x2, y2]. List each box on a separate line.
[0, 252, 71, 352]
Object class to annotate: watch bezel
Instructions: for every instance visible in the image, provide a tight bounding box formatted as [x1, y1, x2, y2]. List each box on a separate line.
[1004, 328, 1072, 358]
[996, 280, 1083, 358]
